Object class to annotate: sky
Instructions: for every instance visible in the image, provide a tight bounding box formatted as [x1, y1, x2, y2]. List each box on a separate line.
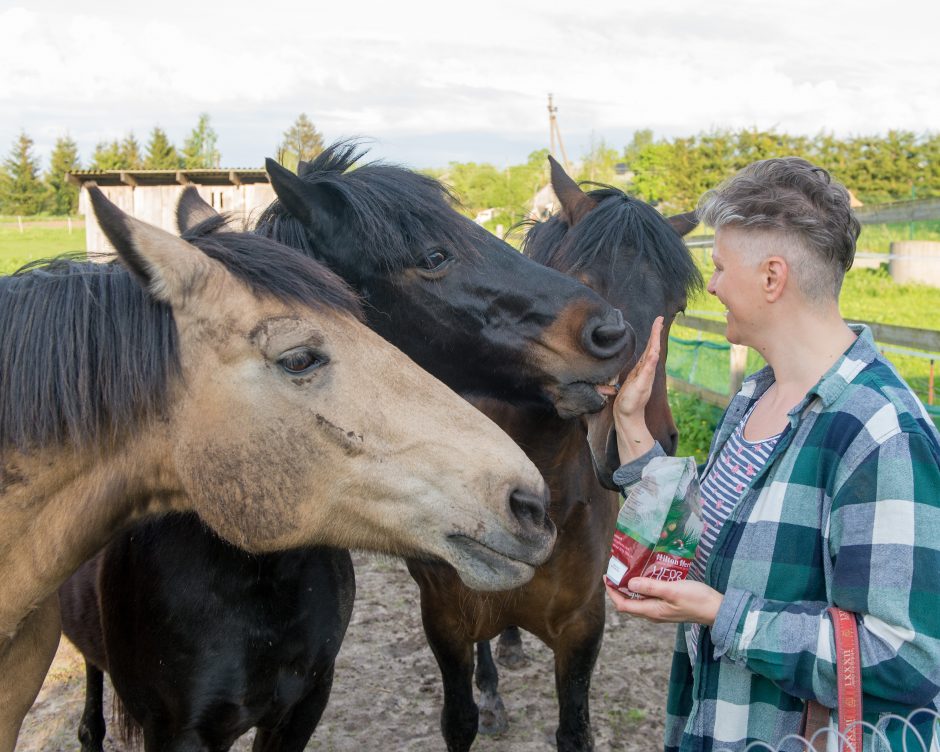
[1, 0, 939, 170]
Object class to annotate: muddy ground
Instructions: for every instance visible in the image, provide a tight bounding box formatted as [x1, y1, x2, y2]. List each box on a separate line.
[19, 552, 674, 751]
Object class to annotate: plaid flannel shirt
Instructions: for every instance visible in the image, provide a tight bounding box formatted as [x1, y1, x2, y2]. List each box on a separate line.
[612, 326, 940, 751]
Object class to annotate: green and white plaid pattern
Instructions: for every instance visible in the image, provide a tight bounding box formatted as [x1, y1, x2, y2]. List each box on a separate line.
[613, 326, 940, 751]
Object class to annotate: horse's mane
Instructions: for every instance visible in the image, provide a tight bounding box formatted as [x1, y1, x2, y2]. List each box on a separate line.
[0, 223, 361, 455]
[523, 186, 703, 300]
[253, 141, 483, 269]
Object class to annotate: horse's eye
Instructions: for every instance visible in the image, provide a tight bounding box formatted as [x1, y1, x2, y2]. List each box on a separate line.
[419, 250, 449, 270]
[278, 347, 327, 375]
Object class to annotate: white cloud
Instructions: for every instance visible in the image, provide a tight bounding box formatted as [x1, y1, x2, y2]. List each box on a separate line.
[1, 0, 939, 168]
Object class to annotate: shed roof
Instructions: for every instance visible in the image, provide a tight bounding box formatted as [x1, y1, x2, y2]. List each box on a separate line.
[67, 168, 269, 188]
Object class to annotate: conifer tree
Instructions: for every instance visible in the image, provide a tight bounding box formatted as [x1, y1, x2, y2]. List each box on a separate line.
[45, 135, 81, 215]
[182, 113, 220, 168]
[120, 133, 144, 169]
[275, 113, 324, 171]
[90, 140, 124, 170]
[144, 127, 181, 169]
[0, 132, 46, 215]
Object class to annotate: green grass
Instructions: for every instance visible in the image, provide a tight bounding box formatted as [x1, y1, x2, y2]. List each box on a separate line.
[0, 226, 86, 274]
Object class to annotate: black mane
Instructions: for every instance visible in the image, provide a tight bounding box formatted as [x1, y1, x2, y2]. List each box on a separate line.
[523, 186, 703, 300]
[254, 141, 483, 269]
[0, 227, 361, 455]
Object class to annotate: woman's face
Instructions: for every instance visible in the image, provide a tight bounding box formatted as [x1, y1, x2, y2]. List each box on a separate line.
[706, 227, 766, 346]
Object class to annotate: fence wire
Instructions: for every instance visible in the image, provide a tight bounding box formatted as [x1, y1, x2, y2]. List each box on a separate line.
[714, 708, 940, 751]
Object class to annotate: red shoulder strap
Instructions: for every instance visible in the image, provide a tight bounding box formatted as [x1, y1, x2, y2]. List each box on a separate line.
[829, 606, 863, 750]
[802, 607, 863, 750]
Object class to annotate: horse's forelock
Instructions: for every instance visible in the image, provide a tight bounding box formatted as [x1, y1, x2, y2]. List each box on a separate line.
[256, 142, 482, 273]
[524, 189, 703, 300]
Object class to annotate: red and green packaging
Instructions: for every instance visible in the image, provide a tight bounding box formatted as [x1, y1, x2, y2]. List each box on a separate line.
[606, 457, 702, 599]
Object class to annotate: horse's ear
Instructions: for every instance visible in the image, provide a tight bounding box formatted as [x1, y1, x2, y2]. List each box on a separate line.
[297, 159, 312, 176]
[265, 157, 344, 239]
[176, 186, 219, 235]
[549, 155, 596, 227]
[667, 211, 699, 237]
[88, 184, 214, 305]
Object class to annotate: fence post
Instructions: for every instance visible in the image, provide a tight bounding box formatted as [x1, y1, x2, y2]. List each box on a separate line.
[729, 344, 748, 397]
[17, 216, 23, 233]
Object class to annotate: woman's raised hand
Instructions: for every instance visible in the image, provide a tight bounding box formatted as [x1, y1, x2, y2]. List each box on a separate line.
[604, 316, 663, 464]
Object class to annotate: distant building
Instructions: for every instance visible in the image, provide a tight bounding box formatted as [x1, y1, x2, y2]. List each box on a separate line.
[67, 169, 274, 255]
[531, 184, 558, 221]
[474, 208, 495, 225]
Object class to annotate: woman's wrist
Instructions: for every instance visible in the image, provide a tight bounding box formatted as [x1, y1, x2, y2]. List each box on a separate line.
[614, 418, 655, 464]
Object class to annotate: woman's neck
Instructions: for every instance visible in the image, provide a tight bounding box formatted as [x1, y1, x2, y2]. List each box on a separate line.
[753, 304, 857, 399]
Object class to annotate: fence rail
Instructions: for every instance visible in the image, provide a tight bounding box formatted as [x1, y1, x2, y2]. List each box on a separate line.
[671, 313, 940, 411]
[854, 197, 940, 225]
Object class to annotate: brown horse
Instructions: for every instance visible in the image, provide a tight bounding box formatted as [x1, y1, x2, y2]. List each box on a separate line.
[0, 188, 554, 752]
[407, 157, 703, 751]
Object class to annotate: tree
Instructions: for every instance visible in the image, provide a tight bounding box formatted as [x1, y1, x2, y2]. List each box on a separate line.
[0, 132, 46, 215]
[90, 140, 125, 170]
[120, 133, 144, 170]
[577, 136, 621, 184]
[182, 113, 220, 168]
[45, 136, 81, 215]
[145, 127, 181, 170]
[276, 114, 324, 172]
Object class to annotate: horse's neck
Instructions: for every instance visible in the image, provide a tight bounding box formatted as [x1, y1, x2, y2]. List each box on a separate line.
[0, 435, 183, 635]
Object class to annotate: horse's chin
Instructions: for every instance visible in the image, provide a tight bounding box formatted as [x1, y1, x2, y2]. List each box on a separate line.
[442, 532, 554, 592]
[548, 381, 608, 419]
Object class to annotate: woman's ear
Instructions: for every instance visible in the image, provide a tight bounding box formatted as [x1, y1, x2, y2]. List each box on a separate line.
[763, 256, 789, 303]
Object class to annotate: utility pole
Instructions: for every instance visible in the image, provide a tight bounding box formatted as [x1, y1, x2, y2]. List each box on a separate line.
[547, 93, 570, 174]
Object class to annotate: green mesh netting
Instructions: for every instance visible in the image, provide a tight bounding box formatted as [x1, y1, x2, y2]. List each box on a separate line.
[666, 336, 732, 395]
[667, 336, 940, 430]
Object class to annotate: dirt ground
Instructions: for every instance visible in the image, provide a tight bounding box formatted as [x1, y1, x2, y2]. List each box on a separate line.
[18, 553, 674, 752]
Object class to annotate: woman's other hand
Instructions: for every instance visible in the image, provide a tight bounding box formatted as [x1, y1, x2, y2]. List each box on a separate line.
[604, 576, 723, 626]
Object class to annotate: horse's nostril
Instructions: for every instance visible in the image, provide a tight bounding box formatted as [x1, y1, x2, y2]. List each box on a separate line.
[584, 308, 629, 359]
[509, 489, 548, 535]
[593, 323, 627, 346]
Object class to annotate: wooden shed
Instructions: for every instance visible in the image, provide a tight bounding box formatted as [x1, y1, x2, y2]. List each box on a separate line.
[67, 169, 275, 255]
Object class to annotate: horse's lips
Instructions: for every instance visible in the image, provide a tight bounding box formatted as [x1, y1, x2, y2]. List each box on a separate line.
[444, 533, 553, 590]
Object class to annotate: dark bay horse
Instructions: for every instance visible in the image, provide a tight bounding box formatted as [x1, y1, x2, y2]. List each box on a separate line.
[406, 157, 703, 752]
[257, 143, 632, 417]
[59, 145, 631, 752]
[3, 188, 554, 752]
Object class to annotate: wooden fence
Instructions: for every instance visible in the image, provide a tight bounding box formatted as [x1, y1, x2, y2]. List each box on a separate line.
[669, 313, 940, 409]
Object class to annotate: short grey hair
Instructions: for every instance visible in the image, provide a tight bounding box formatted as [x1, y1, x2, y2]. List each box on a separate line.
[698, 157, 860, 300]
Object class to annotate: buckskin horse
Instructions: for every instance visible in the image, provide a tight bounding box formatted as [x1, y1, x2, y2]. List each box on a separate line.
[58, 145, 631, 751]
[406, 157, 703, 752]
[2, 187, 555, 752]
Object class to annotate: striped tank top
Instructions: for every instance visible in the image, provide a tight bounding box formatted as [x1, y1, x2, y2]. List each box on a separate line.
[687, 400, 785, 661]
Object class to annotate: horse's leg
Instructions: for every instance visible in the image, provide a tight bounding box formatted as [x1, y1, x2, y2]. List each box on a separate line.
[146, 726, 209, 752]
[77, 661, 106, 752]
[495, 625, 529, 669]
[553, 603, 605, 752]
[0, 595, 61, 752]
[251, 662, 336, 752]
[475, 640, 508, 735]
[422, 614, 478, 752]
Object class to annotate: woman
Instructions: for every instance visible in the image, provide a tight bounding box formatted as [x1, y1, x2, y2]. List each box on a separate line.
[602, 158, 940, 751]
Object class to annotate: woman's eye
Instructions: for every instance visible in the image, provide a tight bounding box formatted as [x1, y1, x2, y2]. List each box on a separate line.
[278, 348, 327, 375]
[419, 250, 449, 270]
